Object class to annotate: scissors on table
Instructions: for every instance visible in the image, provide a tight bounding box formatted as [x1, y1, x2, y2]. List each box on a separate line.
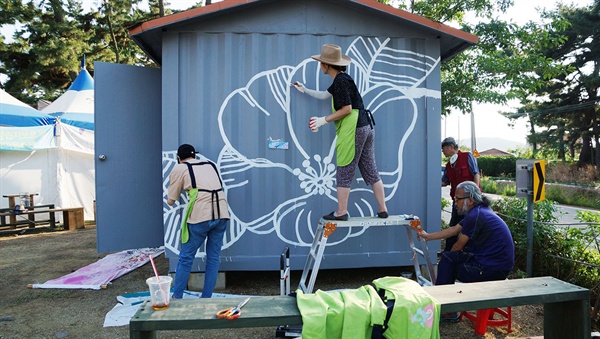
[216, 297, 250, 320]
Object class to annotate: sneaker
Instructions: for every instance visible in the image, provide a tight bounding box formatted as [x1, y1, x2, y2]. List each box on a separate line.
[377, 211, 389, 218]
[323, 211, 349, 221]
[440, 312, 460, 323]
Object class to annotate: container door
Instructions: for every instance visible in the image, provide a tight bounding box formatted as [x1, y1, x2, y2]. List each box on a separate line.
[94, 62, 163, 252]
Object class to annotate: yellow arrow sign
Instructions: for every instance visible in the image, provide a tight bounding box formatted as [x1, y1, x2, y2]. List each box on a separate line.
[533, 160, 545, 202]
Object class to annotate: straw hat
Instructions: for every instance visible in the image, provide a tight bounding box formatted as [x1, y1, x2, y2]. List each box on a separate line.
[311, 44, 351, 66]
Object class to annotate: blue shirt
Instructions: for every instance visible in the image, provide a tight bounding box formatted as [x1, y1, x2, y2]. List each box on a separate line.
[460, 205, 514, 271]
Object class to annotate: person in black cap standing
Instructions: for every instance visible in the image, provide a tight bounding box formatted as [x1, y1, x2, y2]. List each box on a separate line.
[440, 137, 480, 251]
[167, 144, 230, 298]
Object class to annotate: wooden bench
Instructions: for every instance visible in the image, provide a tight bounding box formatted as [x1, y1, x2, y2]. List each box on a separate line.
[0, 206, 84, 231]
[129, 276, 591, 339]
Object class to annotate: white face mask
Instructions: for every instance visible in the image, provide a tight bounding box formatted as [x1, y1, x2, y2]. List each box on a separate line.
[450, 154, 458, 164]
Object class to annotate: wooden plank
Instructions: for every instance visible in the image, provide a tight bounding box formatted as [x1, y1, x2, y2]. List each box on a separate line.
[60, 208, 85, 230]
[422, 276, 589, 313]
[130, 296, 302, 333]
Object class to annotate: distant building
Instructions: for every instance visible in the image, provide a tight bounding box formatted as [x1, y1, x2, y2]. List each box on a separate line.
[37, 100, 52, 110]
[479, 148, 514, 157]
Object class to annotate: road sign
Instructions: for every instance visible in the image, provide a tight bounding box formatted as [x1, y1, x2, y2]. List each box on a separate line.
[533, 160, 545, 202]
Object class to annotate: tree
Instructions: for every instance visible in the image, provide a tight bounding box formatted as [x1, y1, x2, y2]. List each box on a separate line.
[508, 1, 599, 167]
[0, 0, 92, 102]
[0, 0, 160, 104]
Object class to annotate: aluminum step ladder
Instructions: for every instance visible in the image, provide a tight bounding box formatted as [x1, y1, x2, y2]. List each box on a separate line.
[297, 215, 437, 294]
[406, 221, 437, 286]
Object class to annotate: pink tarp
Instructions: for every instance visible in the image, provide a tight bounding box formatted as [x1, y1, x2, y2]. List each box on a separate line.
[31, 247, 164, 290]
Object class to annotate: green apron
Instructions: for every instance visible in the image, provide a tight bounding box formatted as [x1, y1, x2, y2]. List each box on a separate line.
[180, 161, 224, 244]
[333, 99, 359, 167]
[180, 188, 197, 244]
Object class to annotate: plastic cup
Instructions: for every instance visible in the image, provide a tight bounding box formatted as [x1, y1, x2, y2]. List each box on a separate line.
[146, 276, 172, 310]
[310, 117, 318, 132]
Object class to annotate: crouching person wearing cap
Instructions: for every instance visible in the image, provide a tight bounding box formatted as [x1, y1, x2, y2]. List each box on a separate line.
[291, 43, 388, 221]
[167, 144, 230, 298]
[441, 137, 480, 251]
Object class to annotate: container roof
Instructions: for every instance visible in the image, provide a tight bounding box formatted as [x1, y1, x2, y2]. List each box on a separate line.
[129, 0, 478, 65]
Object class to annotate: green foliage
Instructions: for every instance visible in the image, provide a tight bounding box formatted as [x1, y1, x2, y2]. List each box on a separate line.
[476, 156, 518, 178]
[441, 197, 451, 211]
[546, 184, 600, 209]
[492, 197, 600, 327]
[480, 177, 498, 194]
[492, 197, 558, 271]
[501, 184, 516, 196]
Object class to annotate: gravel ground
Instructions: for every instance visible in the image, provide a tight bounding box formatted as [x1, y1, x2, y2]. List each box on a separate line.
[0, 225, 545, 338]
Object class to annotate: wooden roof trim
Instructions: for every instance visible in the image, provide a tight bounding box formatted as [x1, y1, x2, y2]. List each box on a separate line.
[129, 0, 257, 36]
[353, 0, 478, 44]
[129, 0, 478, 44]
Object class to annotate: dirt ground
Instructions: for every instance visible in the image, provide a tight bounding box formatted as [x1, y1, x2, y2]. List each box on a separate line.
[0, 225, 546, 339]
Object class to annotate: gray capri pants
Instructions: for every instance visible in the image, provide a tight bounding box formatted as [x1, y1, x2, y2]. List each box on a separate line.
[336, 125, 381, 188]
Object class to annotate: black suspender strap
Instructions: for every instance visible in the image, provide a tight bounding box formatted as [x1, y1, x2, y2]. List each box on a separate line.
[371, 289, 395, 339]
[185, 161, 224, 220]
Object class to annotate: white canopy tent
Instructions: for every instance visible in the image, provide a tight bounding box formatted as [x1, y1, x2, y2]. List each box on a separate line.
[1, 64, 96, 220]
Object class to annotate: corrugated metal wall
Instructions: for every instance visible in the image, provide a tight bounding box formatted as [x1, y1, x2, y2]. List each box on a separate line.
[161, 1, 443, 272]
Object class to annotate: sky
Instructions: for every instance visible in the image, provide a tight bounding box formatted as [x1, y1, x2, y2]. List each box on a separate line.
[1, 0, 594, 150]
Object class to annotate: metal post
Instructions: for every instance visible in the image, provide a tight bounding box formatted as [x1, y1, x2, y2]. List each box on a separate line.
[527, 195, 534, 277]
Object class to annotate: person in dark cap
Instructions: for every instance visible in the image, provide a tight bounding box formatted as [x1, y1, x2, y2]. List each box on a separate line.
[441, 137, 480, 251]
[167, 144, 230, 298]
[290, 43, 388, 221]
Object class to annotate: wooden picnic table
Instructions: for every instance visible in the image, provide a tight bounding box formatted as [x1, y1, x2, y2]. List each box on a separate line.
[3, 193, 39, 224]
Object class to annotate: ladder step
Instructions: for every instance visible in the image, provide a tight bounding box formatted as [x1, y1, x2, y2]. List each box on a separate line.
[411, 247, 425, 256]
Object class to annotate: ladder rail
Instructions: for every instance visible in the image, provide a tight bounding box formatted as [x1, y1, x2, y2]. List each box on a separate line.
[297, 220, 336, 294]
[297, 215, 437, 294]
[280, 247, 291, 296]
[406, 224, 437, 286]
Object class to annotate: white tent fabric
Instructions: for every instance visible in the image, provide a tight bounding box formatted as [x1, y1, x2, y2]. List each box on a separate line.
[0, 88, 56, 127]
[0, 125, 56, 150]
[59, 123, 94, 154]
[42, 68, 94, 131]
[1, 66, 95, 220]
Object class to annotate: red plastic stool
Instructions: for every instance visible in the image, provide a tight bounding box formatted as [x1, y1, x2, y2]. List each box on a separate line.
[460, 307, 512, 335]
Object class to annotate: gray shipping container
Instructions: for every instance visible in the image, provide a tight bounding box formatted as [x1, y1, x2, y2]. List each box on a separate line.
[95, 0, 477, 274]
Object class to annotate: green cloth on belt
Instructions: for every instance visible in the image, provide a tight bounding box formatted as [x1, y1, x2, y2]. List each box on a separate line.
[333, 100, 358, 167]
[373, 277, 441, 339]
[180, 188, 198, 244]
[296, 285, 386, 339]
[296, 277, 440, 339]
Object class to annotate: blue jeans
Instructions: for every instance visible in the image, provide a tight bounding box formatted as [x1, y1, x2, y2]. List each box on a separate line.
[172, 218, 228, 298]
[436, 251, 509, 285]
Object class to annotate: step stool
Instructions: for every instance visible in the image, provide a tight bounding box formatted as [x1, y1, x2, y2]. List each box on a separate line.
[297, 214, 434, 293]
[460, 307, 512, 335]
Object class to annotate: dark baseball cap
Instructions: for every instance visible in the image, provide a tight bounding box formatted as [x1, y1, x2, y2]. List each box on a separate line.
[177, 144, 196, 159]
[441, 137, 457, 149]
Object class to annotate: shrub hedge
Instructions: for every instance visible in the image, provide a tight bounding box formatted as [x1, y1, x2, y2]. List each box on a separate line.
[476, 156, 517, 178]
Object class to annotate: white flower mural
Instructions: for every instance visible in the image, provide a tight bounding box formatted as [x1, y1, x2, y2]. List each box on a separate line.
[163, 37, 440, 256]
